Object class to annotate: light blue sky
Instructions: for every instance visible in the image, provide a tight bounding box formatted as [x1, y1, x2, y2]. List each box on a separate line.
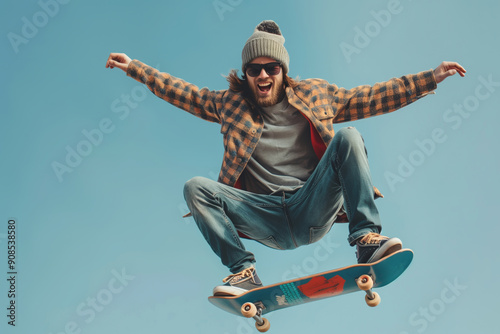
[1, 0, 499, 333]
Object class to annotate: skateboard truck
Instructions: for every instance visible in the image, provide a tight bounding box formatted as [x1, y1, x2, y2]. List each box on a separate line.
[241, 302, 271, 332]
[356, 274, 381, 307]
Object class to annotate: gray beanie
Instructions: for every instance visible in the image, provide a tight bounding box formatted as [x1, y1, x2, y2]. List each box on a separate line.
[242, 20, 290, 75]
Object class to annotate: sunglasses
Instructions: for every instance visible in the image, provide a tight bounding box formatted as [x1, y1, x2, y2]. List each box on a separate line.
[245, 62, 282, 77]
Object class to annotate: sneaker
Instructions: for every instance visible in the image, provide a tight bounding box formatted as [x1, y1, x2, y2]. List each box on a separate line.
[355, 232, 402, 264]
[213, 267, 263, 296]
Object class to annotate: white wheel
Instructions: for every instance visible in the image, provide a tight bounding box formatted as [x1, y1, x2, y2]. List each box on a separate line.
[241, 302, 257, 318]
[365, 292, 381, 307]
[357, 274, 373, 291]
[256, 317, 271, 332]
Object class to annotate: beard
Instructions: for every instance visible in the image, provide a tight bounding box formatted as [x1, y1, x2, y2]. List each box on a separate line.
[250, 79, 286, 107]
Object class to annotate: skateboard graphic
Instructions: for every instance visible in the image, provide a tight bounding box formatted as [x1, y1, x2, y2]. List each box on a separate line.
[209, 249, 413, 332]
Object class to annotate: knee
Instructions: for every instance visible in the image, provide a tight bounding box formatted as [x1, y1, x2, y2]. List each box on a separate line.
[183, 176, 212, 202]
[333, 127, 367, 156]
[335, 127, 362, 143]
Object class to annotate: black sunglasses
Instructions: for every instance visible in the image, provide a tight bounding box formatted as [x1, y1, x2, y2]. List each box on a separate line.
[245, 62, 282, 77]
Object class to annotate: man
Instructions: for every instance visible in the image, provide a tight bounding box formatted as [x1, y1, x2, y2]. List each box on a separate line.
[106, 20, 465, 296]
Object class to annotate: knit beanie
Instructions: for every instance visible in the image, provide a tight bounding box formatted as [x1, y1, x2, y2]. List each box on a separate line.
[242, 20, 290, 75]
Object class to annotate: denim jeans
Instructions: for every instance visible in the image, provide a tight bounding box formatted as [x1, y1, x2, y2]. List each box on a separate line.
[183, 127, 381, 274]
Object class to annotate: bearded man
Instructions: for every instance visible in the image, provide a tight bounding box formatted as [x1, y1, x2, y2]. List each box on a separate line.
[106, 20, 465, 296]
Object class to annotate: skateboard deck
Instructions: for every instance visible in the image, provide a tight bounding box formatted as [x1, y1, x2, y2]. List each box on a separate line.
[209, 249, 413, 332]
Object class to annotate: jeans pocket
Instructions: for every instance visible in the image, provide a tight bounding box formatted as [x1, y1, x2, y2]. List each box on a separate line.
[309, 223, 334, 244]
[256, 236, 283, 250]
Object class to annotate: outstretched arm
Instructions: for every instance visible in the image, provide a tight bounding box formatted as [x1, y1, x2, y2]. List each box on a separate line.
[105, 53, 223, 124]
[434, 61, 466, 84]
[329, 61, 465, 123]
[329, 69, 437, 123]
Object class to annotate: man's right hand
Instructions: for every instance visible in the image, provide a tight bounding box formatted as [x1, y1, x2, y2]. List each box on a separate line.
[105, 53, 132, 72]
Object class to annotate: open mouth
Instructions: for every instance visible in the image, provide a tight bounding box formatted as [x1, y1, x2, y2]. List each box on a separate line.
[257, 82, 272, 93]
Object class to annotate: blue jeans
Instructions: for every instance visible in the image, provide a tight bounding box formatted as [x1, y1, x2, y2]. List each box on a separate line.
[183, 127, 381, 273]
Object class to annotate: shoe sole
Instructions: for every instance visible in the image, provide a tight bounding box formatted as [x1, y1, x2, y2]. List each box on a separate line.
[213, 285, 256, 297]
[367, 237, 403, 263]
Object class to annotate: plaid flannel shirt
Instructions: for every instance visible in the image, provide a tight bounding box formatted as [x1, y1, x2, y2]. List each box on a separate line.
[127, 60, 437, 190]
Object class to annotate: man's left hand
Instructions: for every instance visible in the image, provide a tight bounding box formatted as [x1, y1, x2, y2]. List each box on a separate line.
[434, 61, 466, 84]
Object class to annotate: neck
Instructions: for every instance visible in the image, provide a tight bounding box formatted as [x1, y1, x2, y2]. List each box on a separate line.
[261, 95, 289, 112]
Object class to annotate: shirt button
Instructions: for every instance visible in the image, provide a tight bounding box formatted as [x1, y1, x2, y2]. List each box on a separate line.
[251, 129, 256, 134]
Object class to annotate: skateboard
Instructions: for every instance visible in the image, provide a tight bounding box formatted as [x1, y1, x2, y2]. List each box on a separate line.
[209, 249, 413, 332]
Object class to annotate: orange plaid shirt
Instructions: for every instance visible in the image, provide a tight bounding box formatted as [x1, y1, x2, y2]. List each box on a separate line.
[127, 60, 437, 189]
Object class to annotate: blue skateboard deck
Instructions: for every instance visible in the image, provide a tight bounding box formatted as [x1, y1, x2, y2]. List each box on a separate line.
[209, 249, 413, 331]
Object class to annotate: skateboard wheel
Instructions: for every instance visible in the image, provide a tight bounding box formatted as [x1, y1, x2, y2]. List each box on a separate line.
[241, 302, 257, 318]
[357, 275, 373, 291]
[256, 317, 271, 332]
[365, 292, 381, 307]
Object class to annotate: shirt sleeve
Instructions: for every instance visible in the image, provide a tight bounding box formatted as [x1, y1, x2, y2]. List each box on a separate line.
[126, 59, 223, 124]
[331, 69, 437, 123]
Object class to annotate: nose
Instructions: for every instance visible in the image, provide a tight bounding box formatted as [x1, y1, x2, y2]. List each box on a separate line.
[257, 68, 269, 79]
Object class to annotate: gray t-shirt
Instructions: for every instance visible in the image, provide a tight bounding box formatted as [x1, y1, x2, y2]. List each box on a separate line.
[241, 98, 319, 195]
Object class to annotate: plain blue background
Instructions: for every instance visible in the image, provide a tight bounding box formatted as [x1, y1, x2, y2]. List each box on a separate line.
[1, 0, 499, 333]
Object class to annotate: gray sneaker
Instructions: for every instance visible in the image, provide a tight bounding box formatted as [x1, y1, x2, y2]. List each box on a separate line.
[213, 267, 263, 296]
[356, 233, 402, 263]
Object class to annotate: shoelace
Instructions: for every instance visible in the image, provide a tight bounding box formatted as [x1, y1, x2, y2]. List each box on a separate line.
[222, 268, 254, 283]
[358, 232, 388, 245]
